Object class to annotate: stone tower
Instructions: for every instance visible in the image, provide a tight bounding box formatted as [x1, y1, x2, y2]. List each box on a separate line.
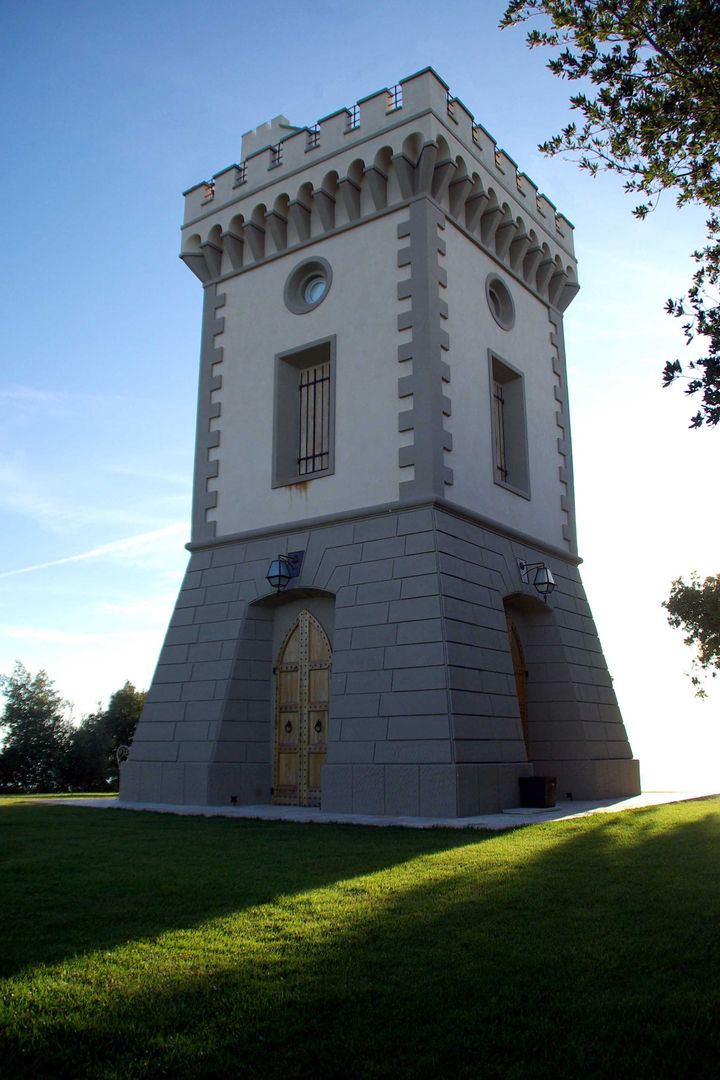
[120, 68, 640, 816]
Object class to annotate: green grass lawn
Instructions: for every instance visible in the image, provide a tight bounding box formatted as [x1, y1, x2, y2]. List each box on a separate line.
[1, 796, 718, 1079]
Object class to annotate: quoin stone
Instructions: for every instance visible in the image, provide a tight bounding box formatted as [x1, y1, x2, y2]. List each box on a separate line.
[120, 68, 640, 816]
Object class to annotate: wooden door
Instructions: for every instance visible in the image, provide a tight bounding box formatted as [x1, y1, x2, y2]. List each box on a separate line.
[506, 614, 529, 756]
[273, 610, 331, 807]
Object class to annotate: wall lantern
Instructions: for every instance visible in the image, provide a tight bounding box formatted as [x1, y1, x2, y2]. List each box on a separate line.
[266, 550, 304, 592]
[516, 558, 556, 601]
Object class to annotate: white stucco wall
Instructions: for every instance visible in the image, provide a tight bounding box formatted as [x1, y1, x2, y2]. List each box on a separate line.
[443, 223, 569, 550]
[209, 212, 406, 536]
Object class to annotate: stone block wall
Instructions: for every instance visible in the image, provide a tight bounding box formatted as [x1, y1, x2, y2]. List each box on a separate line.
[121, 501, 639, 814]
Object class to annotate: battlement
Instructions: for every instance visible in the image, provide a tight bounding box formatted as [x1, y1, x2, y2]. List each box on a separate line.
[241, 115, 302, 160]
[180, 67, 579, 312]
[183, 67, 575, 256]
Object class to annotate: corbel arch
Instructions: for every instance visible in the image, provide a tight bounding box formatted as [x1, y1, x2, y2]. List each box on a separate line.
[522, 229, 543, 284]
[289, 181, 314, 243]
[464, 173, 489, 233]
[448, 155, 473, 219]
[494, 203, 518, 261]
[535, 242, 555, 295]
[223, 213, 245, 270]
[180, 232, 213, 283]
[555, 263, 580, 311]
[246, 202, 267, 261]
[200, 223, 223, 279]
[394, 131, 423, 198]
[480, 187, 504, 247]
[508, 215, 531, 272]
[266, 193, 290, 252]
[339, 157, 365, 220]
[367, 145, 393, 208]
[314, 170, 338, 232]
[430, 135, 456, 205]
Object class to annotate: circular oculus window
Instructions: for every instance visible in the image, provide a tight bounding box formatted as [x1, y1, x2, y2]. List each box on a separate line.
[485, 274, 515, 330]
[304, 275, 327, 305]
[284, 258, 333, 314]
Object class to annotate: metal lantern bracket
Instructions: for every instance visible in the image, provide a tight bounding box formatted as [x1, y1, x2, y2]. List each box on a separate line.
[266, 550, 305, 592]
[516, 557, 556, 601]
[284, 551, 304, 578]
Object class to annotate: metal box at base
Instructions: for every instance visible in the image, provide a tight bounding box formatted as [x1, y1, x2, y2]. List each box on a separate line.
[519, 776, 557, 808]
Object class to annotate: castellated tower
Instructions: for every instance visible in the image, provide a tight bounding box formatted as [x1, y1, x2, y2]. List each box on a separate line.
[120, 68, 640, 816]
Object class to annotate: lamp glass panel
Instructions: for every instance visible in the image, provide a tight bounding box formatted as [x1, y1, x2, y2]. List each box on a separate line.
[266, 558, 291, 589]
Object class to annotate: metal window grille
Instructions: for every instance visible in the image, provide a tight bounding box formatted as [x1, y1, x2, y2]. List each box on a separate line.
[298, 363, 331, 475]
[306, 125, 320, 150]
[346, 104, 360, 131]
[234, 162, 247, 186]
[446, 93, 457, 121]
[201, 181, 215, 204]
[386, 84, 402, 112]
[493, 379, 508, 482]
[270, 143, 283, 168]
[472, 125, 482, 148]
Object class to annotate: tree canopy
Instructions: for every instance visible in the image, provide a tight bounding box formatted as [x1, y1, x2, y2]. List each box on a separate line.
[0, 667, 145, 793]
[64, 681, 145, 791]
[663, 574, 720, 696]
[0, 662, 72, 792]
[501, 0, 720, 428]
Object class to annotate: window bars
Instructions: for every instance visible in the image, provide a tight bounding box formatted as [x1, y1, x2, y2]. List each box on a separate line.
[270, 143, 283, 168]
[493, 379, 508, 482]
[306, 125, 320, 150]
[386, 84, 402, 112]
[298, 363, 331, 475]
[346, 104, 360, 131]
[234, 162, 247, 186]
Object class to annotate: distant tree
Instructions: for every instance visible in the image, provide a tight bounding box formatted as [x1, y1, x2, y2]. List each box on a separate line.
[98, 681, 145, 788]
[0, 663, 72, 792]
[500, 0, 720, 428]
[663, 573, 720, 696]
[61, 681, 145, 791]
[61, 722, 106, 792]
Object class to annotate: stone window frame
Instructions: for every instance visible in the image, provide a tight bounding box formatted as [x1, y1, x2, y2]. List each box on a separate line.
[488, 350, 530, 499]
[272, 335, 336, 489]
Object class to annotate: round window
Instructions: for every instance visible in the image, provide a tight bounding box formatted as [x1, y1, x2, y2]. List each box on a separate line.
[284, 258, 333, 314]
[303, 275, 327, 305]
[485, 274, 515, 330]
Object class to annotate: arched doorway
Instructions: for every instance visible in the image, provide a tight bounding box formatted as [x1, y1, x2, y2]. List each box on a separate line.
[505, 613, 529, 756]
[273, 609, 331, 806]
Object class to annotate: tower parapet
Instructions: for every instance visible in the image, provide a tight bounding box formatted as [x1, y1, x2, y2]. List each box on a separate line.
[182, 67, 577, 312]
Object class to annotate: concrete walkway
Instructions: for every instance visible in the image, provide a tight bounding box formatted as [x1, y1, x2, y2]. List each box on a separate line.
[48, 788, 719, 831]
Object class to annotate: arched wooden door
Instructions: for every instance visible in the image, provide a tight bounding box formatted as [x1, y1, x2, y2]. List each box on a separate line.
[273, 610, 331, 807]
[506, 614, 529, 756]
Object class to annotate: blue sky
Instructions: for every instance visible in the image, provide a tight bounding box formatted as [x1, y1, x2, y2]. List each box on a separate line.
[1, 0, 717, 787]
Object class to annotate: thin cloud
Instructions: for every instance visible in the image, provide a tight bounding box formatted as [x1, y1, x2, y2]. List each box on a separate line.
[0, 387, 69, 405]
[98, 595, 178, 619]
[0, 626, 108, 645]
[0, 524, 187, 579]
[0, 462, 159, 535]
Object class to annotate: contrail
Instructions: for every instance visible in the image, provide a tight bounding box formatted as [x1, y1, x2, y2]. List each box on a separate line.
[0, 524, 187, 578]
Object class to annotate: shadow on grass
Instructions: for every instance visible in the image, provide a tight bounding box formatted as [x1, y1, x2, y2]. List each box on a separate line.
[2, 799, 719, 1080]
[0, 802, 485, 976]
